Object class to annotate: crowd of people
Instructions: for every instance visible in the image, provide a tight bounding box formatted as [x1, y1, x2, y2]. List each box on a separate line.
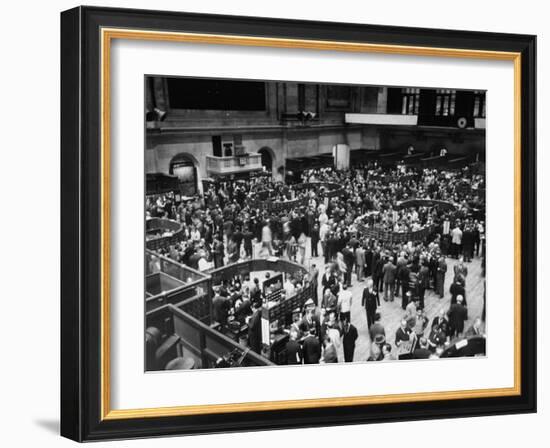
[146, 162, 486, 363]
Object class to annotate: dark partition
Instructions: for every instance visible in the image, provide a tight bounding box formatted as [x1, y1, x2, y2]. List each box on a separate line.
[146, 304, 274, 370]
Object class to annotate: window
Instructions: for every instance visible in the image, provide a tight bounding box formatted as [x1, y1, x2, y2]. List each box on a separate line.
[401, 88, 420, 115]
[166, 78, 266, 111]
[435, 89, 456, 116]
[473, 90, 486, 118]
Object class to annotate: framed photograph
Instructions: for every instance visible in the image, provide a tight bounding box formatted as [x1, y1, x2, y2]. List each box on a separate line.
[60, 6, 536, 441]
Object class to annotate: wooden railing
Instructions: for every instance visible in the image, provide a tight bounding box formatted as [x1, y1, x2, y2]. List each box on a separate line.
[248, 182, 346, 212]
[207, 258, 308, 285]
[356, 223, 435, 244]
[395, 199, 457, 211]
[145, 218, 186, 251]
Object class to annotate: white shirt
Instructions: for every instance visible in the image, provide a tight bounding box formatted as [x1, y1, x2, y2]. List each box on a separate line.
[261, 225, 272, 243]
[338, 290, 353, 313]
[451, 227, 463, 244]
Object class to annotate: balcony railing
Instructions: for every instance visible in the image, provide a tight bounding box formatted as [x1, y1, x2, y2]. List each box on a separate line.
[205, 154, 262, 176]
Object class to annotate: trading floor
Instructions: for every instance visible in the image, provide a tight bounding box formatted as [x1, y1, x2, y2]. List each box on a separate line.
[249, 236, 485, 362]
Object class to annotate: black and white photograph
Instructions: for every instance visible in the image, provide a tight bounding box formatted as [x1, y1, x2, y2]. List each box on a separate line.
[144, 77, 487, 370]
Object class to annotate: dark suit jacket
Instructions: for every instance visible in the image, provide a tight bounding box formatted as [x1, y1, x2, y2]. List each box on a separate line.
[286, 339, 302, 365]
[302, 335, 321, 364]
[369, 322, 386, 342]
[450, 282, 467, 305]
[395, 327, 411, 346]
[343, 324, 358, 359]
[449, 303, 468, 333]
[247, 309, 263, 354]
[372, 252, 381, 278]
[212, 295, 229, 325]
[419, 265, 430, 288]
[342, 247, 354, 267]
[383, 262, 397, 283]
[362, 288, 379, 311]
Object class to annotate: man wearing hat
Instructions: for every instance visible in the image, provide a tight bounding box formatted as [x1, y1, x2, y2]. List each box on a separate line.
[369, 312, 386, 344]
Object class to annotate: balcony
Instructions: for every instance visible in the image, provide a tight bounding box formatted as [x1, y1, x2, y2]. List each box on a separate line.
[205, 153, 263, 176]
[345, 113, 418, 126]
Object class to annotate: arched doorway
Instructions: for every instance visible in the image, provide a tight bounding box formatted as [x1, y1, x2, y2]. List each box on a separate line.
[169, 153, 198, 197]
[258, 147, 274, 173]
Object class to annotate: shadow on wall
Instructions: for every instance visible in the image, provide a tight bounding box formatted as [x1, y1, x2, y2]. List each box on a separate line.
[33, 419, 59, 435]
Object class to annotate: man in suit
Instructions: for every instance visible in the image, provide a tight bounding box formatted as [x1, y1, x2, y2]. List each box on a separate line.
[371, 248, 382, 292]
[453, 257, 468, 284]
[247, 301, 263, 355]
[398, 260, 411, 305]
[321, 266, 336, 295]
[431, 307, 450, 334]
[302, 328, 321, 364]
[382, 257, 397, 302]
[212, 288, 230, 328]
[369, 312, 386, 343]
[448, 295, 468, 338]
[249, 277, 262, 306]
[309, 263, 320, 305]
[362, 279, 379, 329]
[450, 275, 467, 305]
[355, 244, 366, 282]
[395, 319, 413, 350]
[286, 328, 302, 365]
[242, 226, 254, 259]
[462, 225, 474, 262]
[299, 306, 321, 337]
[365, 245, 374, 279]
[310, 222, 320, 257]
[435, 254, 447, 298]
[342, 317, 358, 363]
[395, 252, 408, 298]
[212, 236, 225, 268]
[418, 261, 430, 309]
[342, 243, 355, 286]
